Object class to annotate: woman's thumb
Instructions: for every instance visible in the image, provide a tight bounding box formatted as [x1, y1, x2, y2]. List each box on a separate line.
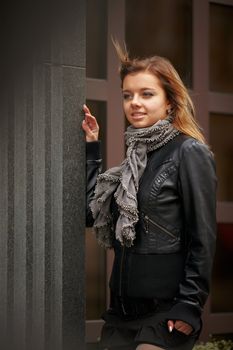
[167, 320, 174, 333]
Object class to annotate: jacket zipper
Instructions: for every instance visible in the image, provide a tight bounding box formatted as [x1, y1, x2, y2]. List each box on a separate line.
[144, 215, 176, 239]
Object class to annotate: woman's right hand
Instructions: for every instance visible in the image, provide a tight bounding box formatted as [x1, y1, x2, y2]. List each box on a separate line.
[82, 104, 100, 142]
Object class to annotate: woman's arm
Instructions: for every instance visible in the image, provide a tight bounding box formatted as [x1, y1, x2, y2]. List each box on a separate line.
[82, 105, 102, 226]
[167, 139, 217, 333]
[86, 142, 102, 226]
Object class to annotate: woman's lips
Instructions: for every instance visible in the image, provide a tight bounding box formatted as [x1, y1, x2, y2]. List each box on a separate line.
[131, 112, 146, 119]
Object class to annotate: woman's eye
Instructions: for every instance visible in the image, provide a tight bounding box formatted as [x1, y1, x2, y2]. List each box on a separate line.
[123, 93, 132, 100]
[142, 91, 154, 97]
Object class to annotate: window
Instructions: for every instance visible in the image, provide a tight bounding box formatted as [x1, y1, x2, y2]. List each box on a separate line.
[86, 0, 107, 79]
[209, 3, 233, 93]
[211, 223, 233, 313]
[125, 0, 193, 87]
[210, 113, 233, 202]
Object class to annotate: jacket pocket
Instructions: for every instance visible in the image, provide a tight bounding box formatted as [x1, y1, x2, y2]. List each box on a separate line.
[143, 214, 181, 254]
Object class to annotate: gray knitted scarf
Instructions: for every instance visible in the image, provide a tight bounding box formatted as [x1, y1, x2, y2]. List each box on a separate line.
[90, 117, 180, 248]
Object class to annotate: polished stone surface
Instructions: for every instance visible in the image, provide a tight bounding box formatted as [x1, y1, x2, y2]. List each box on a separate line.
[0, 1, 86, 349]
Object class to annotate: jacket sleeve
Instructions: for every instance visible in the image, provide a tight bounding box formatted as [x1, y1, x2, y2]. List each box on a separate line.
[86, 141, 102, 227]
[167, 139, 217, 332]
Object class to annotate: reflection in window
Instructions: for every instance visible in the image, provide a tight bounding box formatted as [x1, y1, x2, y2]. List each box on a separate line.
[210, 113, 233, 202]
[125, 0, 192, 87]
[86, 0, 107, 79]
[209, 3, 233, 93]
[211, 223, 233, 313]
[85, 100, 106, 320]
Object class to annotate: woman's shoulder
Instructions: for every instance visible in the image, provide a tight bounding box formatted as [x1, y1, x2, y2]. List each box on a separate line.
[177, 134, 216, 174]
[178, 134, 213, 159]
[159, 133, 214, 164]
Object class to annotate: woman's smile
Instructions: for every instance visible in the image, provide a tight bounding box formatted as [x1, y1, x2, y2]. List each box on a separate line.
[131, 111, 147, 119]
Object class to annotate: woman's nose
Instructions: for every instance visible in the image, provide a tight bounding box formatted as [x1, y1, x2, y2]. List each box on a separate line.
[131, 95, 141, 107]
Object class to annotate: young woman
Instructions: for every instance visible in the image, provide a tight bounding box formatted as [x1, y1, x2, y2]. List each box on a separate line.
[82, 46, 217, 350]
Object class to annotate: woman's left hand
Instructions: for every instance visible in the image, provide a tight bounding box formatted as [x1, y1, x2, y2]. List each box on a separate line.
[167, 319, 193, 335]
[82, 104, 100, 142]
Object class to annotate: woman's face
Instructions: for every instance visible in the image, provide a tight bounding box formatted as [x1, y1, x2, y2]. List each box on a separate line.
[122, 71, 170, 128]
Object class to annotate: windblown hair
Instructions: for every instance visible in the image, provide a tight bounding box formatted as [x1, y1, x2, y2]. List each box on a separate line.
[113, 40, 206, 143]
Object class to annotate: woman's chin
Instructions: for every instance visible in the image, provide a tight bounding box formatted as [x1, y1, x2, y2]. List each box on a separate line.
[130, 120, 154, 129]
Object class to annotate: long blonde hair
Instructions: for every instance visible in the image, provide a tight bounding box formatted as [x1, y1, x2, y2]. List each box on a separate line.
[113, 41, 206, 143]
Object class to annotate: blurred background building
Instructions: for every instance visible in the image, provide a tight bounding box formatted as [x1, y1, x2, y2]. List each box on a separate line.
[86, 0, 233, 348]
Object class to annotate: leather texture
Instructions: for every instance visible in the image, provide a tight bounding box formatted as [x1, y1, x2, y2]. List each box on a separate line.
[86, 134, 217, 331]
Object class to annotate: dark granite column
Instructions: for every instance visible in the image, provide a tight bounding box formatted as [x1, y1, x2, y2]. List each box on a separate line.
[0, 1, 86, 349]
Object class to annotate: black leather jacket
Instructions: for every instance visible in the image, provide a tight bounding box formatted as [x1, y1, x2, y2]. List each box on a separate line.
[86, 134, 217, 331]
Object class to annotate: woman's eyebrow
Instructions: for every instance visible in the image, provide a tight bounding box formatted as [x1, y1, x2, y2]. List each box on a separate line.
[122, 87, 156, 92]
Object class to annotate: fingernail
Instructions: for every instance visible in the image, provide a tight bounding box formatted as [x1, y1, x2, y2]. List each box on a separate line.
[169, 326, 173, 333]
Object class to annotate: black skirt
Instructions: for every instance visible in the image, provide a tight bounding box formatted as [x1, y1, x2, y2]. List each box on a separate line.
[99, 297, 200, 350]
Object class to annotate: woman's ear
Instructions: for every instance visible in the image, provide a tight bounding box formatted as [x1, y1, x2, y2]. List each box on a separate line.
[166, 104, 172, 115]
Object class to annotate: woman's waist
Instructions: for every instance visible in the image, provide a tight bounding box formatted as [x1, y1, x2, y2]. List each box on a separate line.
[109, 293, 174, 320]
